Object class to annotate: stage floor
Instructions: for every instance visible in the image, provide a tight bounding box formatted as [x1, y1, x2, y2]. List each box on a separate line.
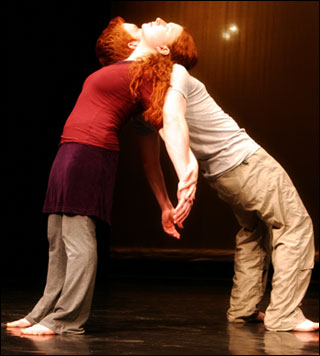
[1, 260, 319, 355]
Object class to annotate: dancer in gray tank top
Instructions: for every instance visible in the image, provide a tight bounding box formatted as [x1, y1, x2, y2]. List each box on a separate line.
[99, 18, 318, 333]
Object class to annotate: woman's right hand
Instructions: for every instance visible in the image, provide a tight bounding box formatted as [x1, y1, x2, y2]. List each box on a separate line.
[162, 209, 181, 239]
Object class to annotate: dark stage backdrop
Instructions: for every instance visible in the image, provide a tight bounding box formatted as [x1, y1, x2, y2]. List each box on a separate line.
[6, 1, 318, 272]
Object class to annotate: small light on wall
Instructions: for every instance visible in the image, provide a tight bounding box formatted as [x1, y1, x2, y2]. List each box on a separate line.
[222, 24, 239, 40]
[222, 31, 231, 40]
[229, 25, 239, 33]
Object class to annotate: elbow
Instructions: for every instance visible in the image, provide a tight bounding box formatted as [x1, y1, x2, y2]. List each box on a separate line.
[162, 112, 189, 139]
[163, 112, 184, 126]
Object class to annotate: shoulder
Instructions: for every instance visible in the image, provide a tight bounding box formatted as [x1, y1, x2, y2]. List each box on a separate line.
[169, 64, 191, 99]
[170, 64, 190, 90]
[172, 63, 189, 79]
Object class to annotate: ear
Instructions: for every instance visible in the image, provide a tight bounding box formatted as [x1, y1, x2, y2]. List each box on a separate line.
[156, 45, 170, 56]
[128, 40, 139, 49]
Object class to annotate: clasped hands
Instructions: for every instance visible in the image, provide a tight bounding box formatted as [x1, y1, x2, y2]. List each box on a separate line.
[161, 160, 198, 239]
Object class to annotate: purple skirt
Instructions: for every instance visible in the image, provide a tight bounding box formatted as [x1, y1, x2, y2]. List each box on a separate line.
[43, 143, 119, 225]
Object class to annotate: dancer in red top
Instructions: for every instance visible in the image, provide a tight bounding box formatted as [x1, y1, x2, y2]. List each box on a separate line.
[7, 17, 198, 335]
[60, 61, 150, 152]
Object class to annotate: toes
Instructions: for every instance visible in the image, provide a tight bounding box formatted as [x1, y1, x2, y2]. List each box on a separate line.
[20, 324, 56, 336]
[7, 318, 32, 328]
[293, 320, 319, 332]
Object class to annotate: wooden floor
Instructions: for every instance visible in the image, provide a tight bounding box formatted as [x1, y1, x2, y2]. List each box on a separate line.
[1, 259, 319, 355]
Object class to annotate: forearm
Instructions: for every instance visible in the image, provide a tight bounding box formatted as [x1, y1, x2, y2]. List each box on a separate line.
[137, 133, 173, 211]
[137, 132, 180, 239]
[161, 124, 189, 181]
[143, 161, 173, 211]
[181, 147, 198, 197]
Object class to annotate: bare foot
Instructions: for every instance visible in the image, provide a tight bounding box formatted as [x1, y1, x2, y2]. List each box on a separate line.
[7, 318, 32, 329]
[292, 319, 319, 332]
[247, 311, 265, 323]
[255, 311, 265, 322]
[20, 324, 56, 336]
[6, 328, 24, 337]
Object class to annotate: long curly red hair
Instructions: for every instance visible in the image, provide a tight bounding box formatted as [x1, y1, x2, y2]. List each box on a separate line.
[96, 18, 198, 127]
[129, 27, 198, 127]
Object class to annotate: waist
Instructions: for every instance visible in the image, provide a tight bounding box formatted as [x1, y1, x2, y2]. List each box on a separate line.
[199, 145, 260, 180]
[60, 128, 120, 151]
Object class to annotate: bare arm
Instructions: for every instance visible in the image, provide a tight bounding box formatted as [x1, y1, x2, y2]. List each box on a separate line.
[159, 88, 190, 179]
[137, 132, 180, 239]
[159, 88, 198, 225]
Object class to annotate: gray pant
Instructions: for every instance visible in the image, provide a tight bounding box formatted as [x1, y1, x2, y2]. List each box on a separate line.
[25, 214, 97, 334]
[209, 148, 315, 331]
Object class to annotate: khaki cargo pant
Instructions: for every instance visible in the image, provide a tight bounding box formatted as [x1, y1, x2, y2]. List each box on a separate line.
[25, 214, 97, 334]
[209, 148, 315, 331]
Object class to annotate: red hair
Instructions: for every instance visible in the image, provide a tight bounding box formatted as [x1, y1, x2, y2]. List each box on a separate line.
[96, 19, 198, 127]
[96, 16, 135, 66]
[169, 27, 198, 70]
[130, 28, 198, 127]
[130, 54, 174, 128]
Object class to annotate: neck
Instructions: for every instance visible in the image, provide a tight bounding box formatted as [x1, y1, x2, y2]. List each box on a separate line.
[125, 42, 157, 61]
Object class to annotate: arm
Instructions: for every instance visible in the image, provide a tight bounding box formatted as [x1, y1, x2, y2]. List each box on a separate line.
[174, 148, 198, 224]
[159, 88, 190, 179]
[159, 88, 198, 224]
[137, 132, 181, 239]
